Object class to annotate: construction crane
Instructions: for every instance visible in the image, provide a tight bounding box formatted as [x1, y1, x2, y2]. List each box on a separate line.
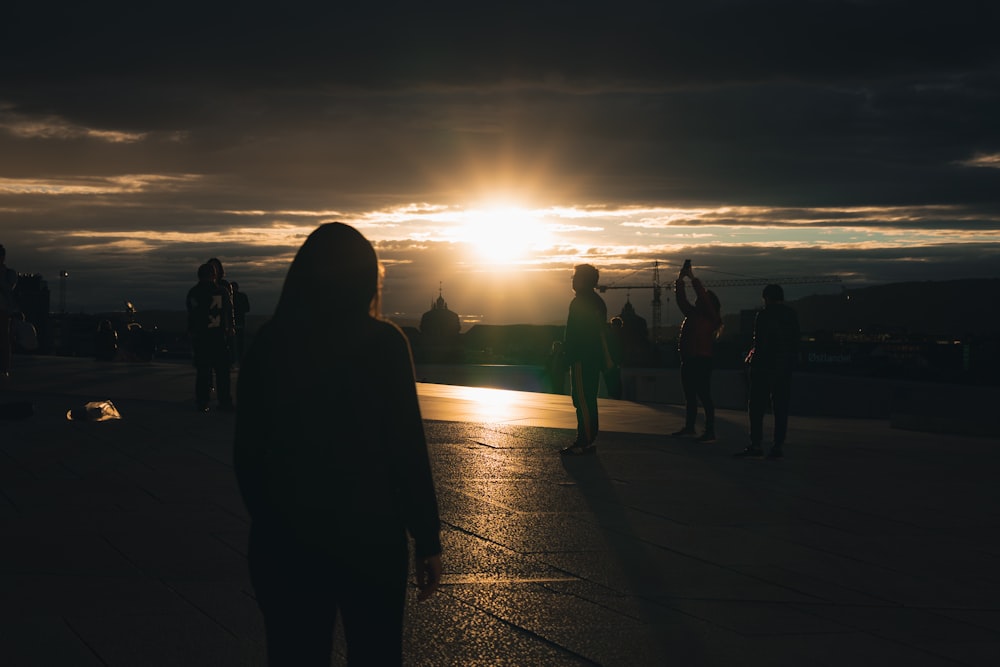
[598, 261, 840, 342]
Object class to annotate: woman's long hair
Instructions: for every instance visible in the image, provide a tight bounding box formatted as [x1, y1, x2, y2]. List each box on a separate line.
[272, 223, 383, 328]
[706, 289, 724, 339]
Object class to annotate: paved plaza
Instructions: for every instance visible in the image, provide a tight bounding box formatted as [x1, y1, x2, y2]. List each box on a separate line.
[1, 356, 998, 666]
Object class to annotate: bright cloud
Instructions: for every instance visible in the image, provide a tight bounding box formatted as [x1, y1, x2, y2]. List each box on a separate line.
[0, 109, 147, 143]
[959, 152, 1000, 168]
[0, 174, 202, 195]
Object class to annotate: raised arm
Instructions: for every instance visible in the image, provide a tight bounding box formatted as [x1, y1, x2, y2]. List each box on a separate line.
[674, 278, 695, 316]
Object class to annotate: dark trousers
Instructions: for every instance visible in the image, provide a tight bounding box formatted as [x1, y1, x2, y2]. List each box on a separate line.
[748, 366, 792, 446]
[680, 356, 714, 432]
[193, 334, 231, 407]
[570, 360, 601, 445]
[249, 523, 408, 667]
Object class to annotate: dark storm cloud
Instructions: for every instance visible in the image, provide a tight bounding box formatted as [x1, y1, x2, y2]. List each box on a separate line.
[7, 80, 999, 212]
[691, 242, 1000, 283]
[2, 1, 998, 320]
[6, 2, 995, 88]
[3, 1, 999, 209]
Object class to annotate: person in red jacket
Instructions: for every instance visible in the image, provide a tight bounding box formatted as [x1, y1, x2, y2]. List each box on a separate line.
[672, 261, 723, 443]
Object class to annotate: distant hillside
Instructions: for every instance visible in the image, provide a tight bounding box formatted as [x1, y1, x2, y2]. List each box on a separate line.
[461, 324, 565, 364]
[131, 279, 999, 343]
[791, 279, 1000, 336]
[128, 311, 271, 335]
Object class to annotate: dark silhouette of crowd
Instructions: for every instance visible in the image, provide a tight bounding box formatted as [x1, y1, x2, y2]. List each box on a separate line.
[554, 259, 799, 460]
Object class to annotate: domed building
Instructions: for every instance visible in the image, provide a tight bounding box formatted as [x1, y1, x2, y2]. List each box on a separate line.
[418, 285, 462, 362]
[618, 299, 653, 366]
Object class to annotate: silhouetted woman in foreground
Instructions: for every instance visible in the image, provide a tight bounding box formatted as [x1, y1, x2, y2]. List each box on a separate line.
[234, 223, 442, 666]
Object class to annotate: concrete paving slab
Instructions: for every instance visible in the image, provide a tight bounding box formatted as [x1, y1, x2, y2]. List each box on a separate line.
[738, 631, 968, 667]
[0, 573, 196, 616]
[163, 580, 267, 646]
[540, 622, 746, 667]
[0, 531, 137, 576]
[65, 611, 263, 667]
[654, 598, 854, 637]
[0, 616, 106, 667]
[438, 526, 568, 582]
[730, 564, 905, 606]
[403, 593, 589, 666]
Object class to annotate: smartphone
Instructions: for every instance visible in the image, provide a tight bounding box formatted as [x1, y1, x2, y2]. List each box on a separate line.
[682, 259, 691, 274]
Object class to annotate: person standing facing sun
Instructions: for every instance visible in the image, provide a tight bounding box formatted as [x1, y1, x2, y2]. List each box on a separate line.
[560, 263, 608, 456]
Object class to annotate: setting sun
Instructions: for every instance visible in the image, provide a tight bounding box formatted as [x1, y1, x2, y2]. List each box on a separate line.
[458, 205, 551, 264]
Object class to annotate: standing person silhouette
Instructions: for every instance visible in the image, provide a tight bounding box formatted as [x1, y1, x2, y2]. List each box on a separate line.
[231, 281, 250, 364]
[0, 244, 16, 377]
[672, 260, 723, 443]
[186, 263, 234, 412]
[207, 257, 236, 360]
[234, 223, 442, 666]
[604, 316, 624, 399]
[560, 263, 608, 456]
[738, 284, 800, 459]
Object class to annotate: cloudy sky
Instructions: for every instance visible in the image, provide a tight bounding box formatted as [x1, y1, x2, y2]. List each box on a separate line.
[2, 2, 998, 327]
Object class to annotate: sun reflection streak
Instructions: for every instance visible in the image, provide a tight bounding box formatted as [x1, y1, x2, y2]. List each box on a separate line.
[442, 385, 528, 424]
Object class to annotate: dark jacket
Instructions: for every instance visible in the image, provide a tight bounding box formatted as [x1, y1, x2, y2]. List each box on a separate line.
[216, 278, 236, 334]
[234, 291, 250, 328]
[676, 278, 721, 359]
[564, 289, 608, 366]
[0, 266, 17, 312]
[750, 302, 800, 371]
[186, 280, 232, 338]
[233, 316, 441, 560]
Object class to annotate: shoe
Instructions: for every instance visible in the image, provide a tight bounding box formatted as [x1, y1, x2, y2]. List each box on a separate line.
[560, 442, 597, 456]
[671, 427, 696, 438]
[696, 432, 716, 443]
[766, 446, 784, 460]
[734, 445, 764, 458]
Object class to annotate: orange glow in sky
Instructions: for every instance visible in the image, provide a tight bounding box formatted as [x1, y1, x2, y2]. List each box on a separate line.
[456, 205, 553, 265]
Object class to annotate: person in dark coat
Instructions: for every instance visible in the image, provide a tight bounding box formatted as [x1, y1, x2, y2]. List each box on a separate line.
[737, 283, 800, 459]
[604, 316, 624, 399]
[231, 281, 250, 364]
[560, 263, 609, 456]
[234, 223, 442, 666]
[0, 244, 16, 377]
[672, 263, 723, 442]
[207, 257, 237, 360]
[186, 263, 234, 411]
[94, 319, 118, 361]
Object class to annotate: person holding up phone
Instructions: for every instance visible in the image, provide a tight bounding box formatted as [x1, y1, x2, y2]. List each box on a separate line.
[672, 260, 723, 443]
